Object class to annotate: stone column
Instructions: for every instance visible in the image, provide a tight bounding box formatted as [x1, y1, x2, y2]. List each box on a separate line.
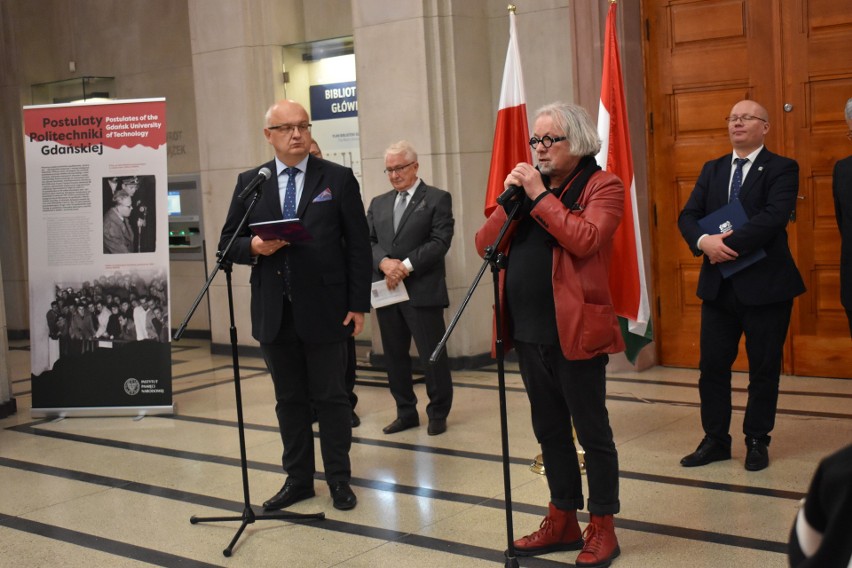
[188, 0, 307, 345]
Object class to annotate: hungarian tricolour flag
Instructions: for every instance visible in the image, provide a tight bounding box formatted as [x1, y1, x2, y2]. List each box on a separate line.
[596, 2, 653, 364]
[484, 9, 531, 217]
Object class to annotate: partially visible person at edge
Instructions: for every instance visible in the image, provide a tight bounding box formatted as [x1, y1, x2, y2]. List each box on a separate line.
[474, 101, 625, 568]
[832, 97, 852, 337]
[309, 139, 360, 427]
[787, 443, 852, 568]
[678, 99, 804, 472]
[218, 100, 371, 512]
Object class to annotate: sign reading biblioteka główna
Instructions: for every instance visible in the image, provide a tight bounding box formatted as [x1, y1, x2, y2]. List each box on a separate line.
[23, 99, 173, 416]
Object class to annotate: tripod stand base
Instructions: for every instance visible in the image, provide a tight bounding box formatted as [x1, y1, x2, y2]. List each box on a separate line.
[191, 507, 325, 557]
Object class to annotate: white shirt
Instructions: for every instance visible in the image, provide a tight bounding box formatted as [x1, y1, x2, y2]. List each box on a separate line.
[727, 146, 763, 200]
[275, 155, 310, 214]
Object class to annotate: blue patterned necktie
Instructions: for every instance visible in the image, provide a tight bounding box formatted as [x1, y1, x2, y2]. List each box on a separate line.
[283, 167, 299, 218]
[281, 167, 299, 300]
[730, 158, 748, 202]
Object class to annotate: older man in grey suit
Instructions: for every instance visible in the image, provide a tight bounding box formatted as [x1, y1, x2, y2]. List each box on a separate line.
[368, 140, 455, 436]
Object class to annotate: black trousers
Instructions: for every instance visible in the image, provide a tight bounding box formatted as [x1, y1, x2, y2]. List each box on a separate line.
[260, 300, 352, 484]
[698, 279, 793, 448]
[376, 302, 453, 421]
[346, 335, 358, 409]
[515, 341, 620, 516]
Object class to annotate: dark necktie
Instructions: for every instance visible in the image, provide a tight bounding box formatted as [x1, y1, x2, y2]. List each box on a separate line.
[393, 191, 409, 231]
[281, 167, 299, 299]
[122, 218, 133, 247]
[283, 167, 299, 218]
[730, 158, 748, 202]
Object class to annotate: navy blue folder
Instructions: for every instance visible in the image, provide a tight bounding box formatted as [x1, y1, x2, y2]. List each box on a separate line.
[697, 199, 766, 278]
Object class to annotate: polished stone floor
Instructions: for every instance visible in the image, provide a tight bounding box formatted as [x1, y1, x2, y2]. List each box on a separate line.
[1, 338, 850, 567]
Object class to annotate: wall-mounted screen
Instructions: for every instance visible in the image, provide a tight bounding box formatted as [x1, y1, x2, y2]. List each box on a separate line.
[167, 190, 181, 216]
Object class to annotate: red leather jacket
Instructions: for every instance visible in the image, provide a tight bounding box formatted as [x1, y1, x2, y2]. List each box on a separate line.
[474, 169, 626, 360]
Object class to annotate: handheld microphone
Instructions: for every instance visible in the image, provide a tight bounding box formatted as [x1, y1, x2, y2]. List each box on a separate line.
[496, 184, 523, 206]
[237, 167, 272, 200]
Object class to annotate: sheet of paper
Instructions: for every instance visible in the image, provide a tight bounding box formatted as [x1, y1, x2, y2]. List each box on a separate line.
[370, 279, 409, 309]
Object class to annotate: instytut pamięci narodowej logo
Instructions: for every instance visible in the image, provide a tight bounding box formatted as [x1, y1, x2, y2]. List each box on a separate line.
[124, 378, 141, 395]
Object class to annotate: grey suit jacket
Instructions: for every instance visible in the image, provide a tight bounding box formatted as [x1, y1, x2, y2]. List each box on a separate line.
[367, 180, 454, 308]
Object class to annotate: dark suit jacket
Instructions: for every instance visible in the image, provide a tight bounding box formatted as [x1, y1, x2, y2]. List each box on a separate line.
[678, 147, 805, 305]
[219, 156, 372, 344]
[367, 180, 454, 308]
[833, 155, 852, 310]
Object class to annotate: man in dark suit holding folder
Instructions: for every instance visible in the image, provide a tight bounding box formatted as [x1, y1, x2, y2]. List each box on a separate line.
[219, 100, 371, 511]
[678, 99, 805, 471]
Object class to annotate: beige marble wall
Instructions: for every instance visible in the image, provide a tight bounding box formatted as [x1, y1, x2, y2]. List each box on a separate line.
[0, 0, 202, 331]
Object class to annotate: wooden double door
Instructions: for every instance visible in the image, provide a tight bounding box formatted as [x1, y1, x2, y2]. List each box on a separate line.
[644, 0, 852, 377]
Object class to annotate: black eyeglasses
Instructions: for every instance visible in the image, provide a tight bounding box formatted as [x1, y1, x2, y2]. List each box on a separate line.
[724, 115, 767, 124]
[267, 123, 312, 134]
[384, 162, 415, 175]
[529, 135, 567, 149]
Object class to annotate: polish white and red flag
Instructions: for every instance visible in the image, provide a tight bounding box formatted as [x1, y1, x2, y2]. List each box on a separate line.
[484, 9, 531, 217]
[596, 1, 653, 363]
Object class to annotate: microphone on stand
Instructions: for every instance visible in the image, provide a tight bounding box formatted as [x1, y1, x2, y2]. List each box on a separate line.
[496, 184, 523, 206]
[238, 167, 272, 200]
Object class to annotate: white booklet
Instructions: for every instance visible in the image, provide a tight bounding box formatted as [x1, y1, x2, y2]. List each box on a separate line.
[370, 279, 409, 308]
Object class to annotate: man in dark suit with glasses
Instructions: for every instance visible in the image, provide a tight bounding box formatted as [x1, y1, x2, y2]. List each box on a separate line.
[678, 99, 805, 472]
[219, 99, 371, 512]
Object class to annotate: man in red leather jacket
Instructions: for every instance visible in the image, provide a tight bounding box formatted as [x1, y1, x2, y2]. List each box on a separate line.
[475, 102, 625, 568]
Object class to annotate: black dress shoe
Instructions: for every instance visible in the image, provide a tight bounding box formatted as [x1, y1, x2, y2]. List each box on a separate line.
[427, 418, 447, 436]
[262, 479, 315, 511]
[383, 417, 419, 434]
[329, 480, 357, 510]
[351, 411, 361, 428]
[680, 436, 731, 467]
[744, 437, 769, 471]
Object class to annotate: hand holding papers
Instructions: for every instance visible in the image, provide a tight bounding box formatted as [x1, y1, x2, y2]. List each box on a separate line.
[371, 279, 409, 309]
[249, 219, 312, 243]
[697, 199, 766, 278]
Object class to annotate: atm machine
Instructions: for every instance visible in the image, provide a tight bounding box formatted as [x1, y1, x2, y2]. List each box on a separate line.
[167, 173, 203, 260]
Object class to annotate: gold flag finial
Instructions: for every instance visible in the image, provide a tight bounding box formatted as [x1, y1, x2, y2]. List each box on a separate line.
[609, 0, 617, 4]
[508, 4, 516, 14]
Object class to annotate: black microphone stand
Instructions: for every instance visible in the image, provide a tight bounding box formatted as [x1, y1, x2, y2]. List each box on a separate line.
[174, 183, 323, 557]
[430, 199, 523, 568]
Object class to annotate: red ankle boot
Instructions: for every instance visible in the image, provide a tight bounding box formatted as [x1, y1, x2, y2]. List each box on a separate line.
[513, 502, 584, 557]
[576, 514, 620, 567]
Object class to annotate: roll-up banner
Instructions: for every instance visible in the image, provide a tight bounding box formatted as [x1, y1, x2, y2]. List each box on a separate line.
[23, 98, 173, 417]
